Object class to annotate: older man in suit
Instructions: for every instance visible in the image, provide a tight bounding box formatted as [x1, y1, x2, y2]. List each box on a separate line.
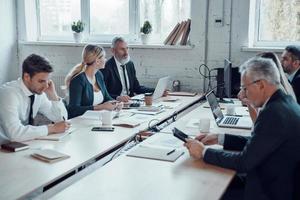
[185, 57, 300, 200]
[101, 37, 154, 102]
[281, 45, 300, 104]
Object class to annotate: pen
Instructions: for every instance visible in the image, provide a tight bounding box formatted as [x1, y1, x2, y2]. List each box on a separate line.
[166, 149, 176, 155]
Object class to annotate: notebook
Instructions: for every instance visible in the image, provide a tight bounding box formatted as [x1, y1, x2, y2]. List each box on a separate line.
[31, 149, 70, 163]
[127, 145, 184, 162]
[1, 142, 29, 152]
[113, 120, 140, 128]
[168, 91, 197, 97]
[205, 90, 252, 129]
[36, 127, 76, 141]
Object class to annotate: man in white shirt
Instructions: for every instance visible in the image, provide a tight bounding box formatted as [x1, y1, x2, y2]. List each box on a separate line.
[0, 54, 70, 144]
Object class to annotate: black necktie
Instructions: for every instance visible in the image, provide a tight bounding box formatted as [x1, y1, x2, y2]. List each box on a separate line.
[28, 95, 35, 125]
[120, 65, 129, 95]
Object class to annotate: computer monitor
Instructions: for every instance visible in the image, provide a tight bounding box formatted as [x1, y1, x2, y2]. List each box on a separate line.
[218, 59, 233, 104]
[224, 59, 232, 98]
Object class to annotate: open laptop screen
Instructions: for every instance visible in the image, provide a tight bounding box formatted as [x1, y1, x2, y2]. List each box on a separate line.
[206, 91, 224, 122]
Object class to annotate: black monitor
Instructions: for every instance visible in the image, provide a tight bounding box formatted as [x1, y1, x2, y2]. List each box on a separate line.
[218, 59, 233, 103]
[224, 59, 232, 98]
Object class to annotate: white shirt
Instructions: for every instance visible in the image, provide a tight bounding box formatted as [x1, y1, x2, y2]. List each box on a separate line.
[288, 68, 300, 82]
[93, 90, 104, 106]
[0, 78, 68, 144]
[114, 56, 130, 96]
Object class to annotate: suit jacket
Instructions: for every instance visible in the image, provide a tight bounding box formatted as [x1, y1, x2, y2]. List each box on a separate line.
[67, 71, 113, 119]
[291, 68, 300, 104]
[204, 89, 300, 200]
[101, 57, 154, 99]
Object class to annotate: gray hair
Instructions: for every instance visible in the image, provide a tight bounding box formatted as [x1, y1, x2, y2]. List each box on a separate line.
[111, 36, 126, 48]
[239, 57, 280, 86]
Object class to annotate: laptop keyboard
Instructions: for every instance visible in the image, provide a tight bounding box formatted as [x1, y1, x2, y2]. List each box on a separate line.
[223, 117, 239, 125]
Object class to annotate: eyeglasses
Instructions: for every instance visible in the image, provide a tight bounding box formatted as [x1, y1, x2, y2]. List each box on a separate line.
[240, 80, 261, 92]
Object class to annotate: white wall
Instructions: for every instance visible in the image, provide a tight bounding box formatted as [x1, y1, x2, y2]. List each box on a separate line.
[18, 0, 260, 96]
[0, 0, 18, 84]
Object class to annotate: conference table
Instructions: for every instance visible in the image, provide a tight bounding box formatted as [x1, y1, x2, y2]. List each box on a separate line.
[50, 100, 251, 200]
[0, 95, 202, 200]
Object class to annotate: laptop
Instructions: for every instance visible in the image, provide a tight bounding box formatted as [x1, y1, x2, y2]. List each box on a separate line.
[132, 76, 170, 101]
[205, 90, 252, 129]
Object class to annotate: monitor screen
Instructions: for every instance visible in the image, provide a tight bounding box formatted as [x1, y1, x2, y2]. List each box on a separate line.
[223, 59, 232, 98]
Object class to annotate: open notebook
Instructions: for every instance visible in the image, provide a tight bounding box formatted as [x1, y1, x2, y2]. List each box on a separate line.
[127, 145, 184, 162]
[36, 127, 76, 141]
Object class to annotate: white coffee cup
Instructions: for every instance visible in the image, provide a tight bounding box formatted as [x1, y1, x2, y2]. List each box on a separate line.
[199, 118, 210, 133]
[101, 111, 113, 126]
[226, 104, 236, 115]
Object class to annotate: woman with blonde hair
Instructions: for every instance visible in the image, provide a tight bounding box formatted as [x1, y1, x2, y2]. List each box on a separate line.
[238, 52, 296, 122]
[66, 44, 117, 118]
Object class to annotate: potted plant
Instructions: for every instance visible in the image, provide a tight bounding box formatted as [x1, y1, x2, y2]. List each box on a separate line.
[140, 20, 152, 44]
[71, 20, 84, 43]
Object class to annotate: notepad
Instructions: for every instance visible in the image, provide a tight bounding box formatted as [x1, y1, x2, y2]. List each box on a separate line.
[168, 91, 197, 97]
[127, 146, 184, 162]
[113, 121, 140, 128]
[36, 127, 76, 141]
[31, 149, 70, 163]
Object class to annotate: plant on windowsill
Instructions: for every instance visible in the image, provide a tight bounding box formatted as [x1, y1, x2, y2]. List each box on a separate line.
[140, 20, 152, 45]
[71, 20, 84, 43]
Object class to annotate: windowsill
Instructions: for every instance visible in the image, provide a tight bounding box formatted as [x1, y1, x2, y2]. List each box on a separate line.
[241, 46, 284, 53]
[19, 41, 195, 50]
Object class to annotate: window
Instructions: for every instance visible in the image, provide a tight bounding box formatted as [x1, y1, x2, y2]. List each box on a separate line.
[252, 0, 300, 46]
[38, 0, 80, 39]
[36, 0, 190, 43]
[140, 0, 191, 42]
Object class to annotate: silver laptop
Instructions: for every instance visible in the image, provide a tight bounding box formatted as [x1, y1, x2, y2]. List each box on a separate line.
[205, 90, 252, 129]
[132, 76, 170, 101]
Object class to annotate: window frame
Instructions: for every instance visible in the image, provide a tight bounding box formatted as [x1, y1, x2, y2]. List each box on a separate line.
[36, 0, 141, 43]
[251, 0, 300, 47]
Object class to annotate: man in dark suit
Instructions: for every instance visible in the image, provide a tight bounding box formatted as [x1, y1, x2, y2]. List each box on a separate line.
[281, 45, 300, 104]
[184, 57, 300, 200]
[101, 37, 154, 102]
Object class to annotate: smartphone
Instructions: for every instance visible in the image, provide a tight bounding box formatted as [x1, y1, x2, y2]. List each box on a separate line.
[91, 127, 115, 132]
[172, 128, 190, 142]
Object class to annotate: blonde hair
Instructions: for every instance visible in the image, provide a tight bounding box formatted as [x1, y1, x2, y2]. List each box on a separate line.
[257, 52, 296, 101]
[65, 44, 105, 87]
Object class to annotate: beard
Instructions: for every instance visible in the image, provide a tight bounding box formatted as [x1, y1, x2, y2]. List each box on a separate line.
[118, 55, 131, 65]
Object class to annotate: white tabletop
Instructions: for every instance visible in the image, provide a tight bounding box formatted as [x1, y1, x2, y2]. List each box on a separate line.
[51, 133, 235, 200]
[0, 95, 202, 200]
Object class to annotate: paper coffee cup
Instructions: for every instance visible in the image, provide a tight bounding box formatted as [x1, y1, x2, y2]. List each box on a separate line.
[199, 118, 210, 133]
[226, 104, 236, 115]
[101, 111, 112, 126]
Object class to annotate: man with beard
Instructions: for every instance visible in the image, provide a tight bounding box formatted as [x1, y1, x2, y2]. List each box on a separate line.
[101, 37, 154, 102]
[0, 54, 70, 144]
[281, 45, 300, 104]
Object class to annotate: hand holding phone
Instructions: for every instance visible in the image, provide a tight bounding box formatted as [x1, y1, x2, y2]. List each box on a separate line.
[91, 127, 115, 132]
[172, 128, 191, 142]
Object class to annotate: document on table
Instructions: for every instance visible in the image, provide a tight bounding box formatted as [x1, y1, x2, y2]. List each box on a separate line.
[127, 145, 184, 162]
[36, 127, 76, 141]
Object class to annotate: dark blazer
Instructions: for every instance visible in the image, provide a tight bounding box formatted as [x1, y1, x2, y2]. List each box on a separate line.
[67, 71, 113, 119]
[204, 89, 300, 200]
[291, 68, 300, 104]
[101, 57, 154, 99]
